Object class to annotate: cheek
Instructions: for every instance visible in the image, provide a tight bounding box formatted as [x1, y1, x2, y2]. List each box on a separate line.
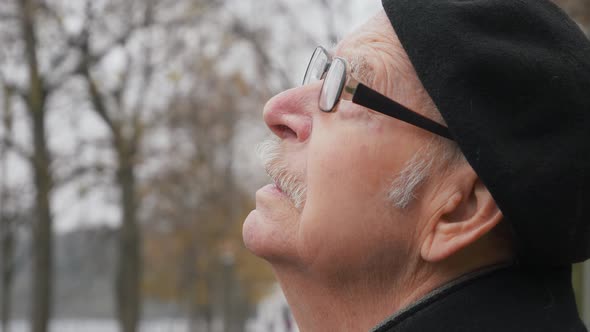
[296, 125, 400, 267]
[308, 123, 395, 207]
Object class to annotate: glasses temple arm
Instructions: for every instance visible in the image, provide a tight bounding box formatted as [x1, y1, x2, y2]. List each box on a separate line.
[352, 83, 454, 140]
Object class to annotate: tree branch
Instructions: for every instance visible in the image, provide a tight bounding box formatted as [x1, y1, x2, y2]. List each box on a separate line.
[0, 136, 32, 163]
[83, 68, 117, 135]
[38, 1, 73, 71]
[273, 1, 320, 45]
[0, 69, 28, 101]
[76, 14, 119, 135]
[230, 18, 293, 90]
[53, 162, 113, 187]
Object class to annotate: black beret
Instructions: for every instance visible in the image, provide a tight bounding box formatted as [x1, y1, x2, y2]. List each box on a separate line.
[381, 0, 590, 266]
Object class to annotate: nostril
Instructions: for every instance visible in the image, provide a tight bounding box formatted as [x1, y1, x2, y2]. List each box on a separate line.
[263, 89, 314, 142]
[274, 124, 297, 140]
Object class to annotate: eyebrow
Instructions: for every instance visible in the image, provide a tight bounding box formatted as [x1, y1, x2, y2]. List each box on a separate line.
[349, 54, 375, 85]
[328, 44, 375, 84]
[327, 40, 375, 85]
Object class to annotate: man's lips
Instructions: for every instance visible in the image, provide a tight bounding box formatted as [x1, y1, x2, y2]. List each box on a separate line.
[260, 183, 287, 196]
[258, 178, 305, 210]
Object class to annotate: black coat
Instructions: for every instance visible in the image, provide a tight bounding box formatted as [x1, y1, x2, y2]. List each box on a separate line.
[372, 264, 586, 332]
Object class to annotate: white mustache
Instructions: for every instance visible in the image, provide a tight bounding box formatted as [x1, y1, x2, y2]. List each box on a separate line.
[256, 137, 307, 210]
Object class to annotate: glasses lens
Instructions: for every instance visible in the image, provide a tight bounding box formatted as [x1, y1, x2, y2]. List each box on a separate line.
[319, 58, 346, 112]
[302, 47, 329, 86]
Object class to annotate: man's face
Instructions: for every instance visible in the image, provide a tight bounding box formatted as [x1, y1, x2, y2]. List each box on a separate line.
[243, 14, 438, 279]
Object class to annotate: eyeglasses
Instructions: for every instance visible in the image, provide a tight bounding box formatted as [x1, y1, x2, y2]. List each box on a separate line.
[302, 46, 453, 140]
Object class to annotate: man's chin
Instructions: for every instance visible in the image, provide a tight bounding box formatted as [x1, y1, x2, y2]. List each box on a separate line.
[242, 210, 268, 257]
[242, 193, 302, 263]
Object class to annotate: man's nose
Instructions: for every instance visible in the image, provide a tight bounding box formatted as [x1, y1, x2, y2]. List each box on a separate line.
[263, 85, 317, 142]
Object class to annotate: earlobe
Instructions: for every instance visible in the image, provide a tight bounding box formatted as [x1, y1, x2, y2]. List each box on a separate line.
[421, 172, 504, 263]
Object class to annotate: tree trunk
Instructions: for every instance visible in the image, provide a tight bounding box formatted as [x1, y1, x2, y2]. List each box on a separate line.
[30, 94, 53, 332]
[180, 242, 198, 332]
[115, 139, 141, 332]
[19, 1, 54, 332]
[80, 33, 143, 332]
[1, 85, 15, 332]
[0, 226, 14, 332]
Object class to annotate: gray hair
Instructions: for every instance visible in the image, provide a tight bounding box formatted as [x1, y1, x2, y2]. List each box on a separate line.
[388, 139, 464, 209]
[257, 137, 307, 210]
[387, 151, 434, 209]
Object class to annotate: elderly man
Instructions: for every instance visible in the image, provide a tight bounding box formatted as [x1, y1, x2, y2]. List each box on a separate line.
[243, 0, 590, 331]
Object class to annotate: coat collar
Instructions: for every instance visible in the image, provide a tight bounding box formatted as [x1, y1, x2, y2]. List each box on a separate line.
[371, 263, 586, 332]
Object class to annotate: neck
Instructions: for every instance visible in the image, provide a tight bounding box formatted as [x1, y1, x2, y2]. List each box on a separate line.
[272, 254, 514, 332]
[271, 262, 449, 332]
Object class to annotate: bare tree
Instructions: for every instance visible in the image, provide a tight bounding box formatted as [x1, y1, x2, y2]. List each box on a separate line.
[17, 1, 56, 331]
[0, 81, 15, 332]
[74, 1, 173, 330]
[0, 0, 76, 330]
[143, 96, 261, 332]
[78, 31, 144, 332]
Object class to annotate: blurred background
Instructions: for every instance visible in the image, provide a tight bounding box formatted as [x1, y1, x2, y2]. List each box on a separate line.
[0, 0, 588, 331]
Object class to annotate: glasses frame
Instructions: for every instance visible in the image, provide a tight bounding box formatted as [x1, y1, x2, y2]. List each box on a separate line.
[303, 46, 453, 140]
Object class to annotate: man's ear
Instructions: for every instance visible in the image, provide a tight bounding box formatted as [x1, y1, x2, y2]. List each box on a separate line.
[420, 165, 503, 263]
